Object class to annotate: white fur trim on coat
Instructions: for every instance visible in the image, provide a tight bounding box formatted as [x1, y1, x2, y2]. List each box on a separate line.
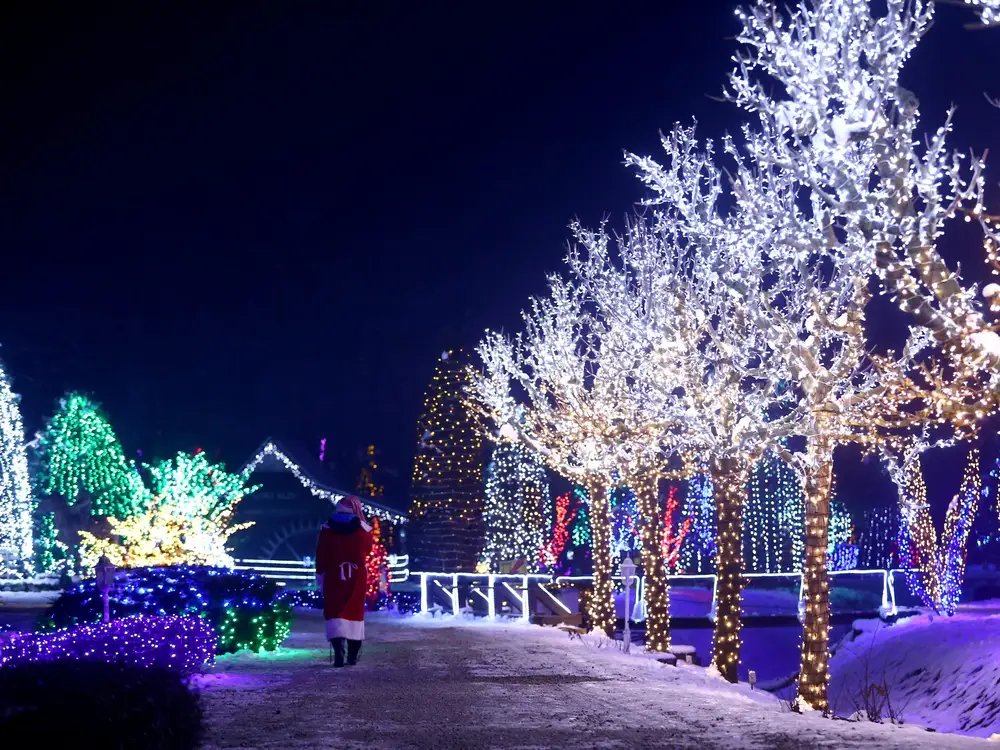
[326, 617, 365, 641]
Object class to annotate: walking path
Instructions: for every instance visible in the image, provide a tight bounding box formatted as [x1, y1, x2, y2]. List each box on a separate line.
[197, 611, 987, 749]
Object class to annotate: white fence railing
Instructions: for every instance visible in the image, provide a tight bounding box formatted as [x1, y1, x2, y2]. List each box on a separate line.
[415, 569, 915, 620]
[234, 554, 410, 587]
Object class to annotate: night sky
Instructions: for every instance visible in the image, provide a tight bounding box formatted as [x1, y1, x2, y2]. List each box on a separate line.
[0, 1, 996, 510]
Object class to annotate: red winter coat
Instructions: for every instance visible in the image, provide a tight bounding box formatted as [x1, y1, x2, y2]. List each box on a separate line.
[315, 514, 373, 641]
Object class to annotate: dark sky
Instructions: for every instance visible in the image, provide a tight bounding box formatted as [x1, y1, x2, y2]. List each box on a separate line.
[0, 1, 996, 509]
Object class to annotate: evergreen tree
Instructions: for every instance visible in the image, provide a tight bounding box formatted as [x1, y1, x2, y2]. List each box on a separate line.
[0, 356, 33, 576]
[34, 393, 146, 519]
[480, 440, 551, 572]
[409, 350, 485, 572]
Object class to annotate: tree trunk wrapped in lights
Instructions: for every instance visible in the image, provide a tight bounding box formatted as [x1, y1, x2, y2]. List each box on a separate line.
[585, 481, 616, 637]
[632, 474, 670, 652]
[709, 457, 750, 683]
[797, 432, 835, 712]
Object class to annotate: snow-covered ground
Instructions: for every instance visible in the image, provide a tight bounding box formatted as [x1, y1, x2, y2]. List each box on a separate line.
[0, 591, 62, 607]
[829, 606, 1000, 737]
[195, 610, 992, 749]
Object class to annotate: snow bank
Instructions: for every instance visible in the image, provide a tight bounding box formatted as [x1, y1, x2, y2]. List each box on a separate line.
[0, 591, 62, 607]
[829, 602, 1000, 737]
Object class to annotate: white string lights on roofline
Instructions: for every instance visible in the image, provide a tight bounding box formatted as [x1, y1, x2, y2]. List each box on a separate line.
[242, 442, 407, 526]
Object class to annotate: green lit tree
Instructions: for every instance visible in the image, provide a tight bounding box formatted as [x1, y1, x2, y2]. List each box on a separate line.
[34, 393, 147, 519]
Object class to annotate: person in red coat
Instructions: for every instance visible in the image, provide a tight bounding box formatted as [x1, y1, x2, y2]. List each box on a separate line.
[315, 495, 373, 667]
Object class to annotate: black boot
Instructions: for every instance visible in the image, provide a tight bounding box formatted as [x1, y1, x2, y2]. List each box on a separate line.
[346, 639, 362, 666]
[331, 638, 346, 667]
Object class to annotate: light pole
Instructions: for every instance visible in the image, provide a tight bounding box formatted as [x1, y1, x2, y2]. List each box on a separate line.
[620, 556, 636, 654]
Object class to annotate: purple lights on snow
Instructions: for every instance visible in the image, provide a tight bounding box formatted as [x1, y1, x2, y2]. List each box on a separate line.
[0, 614, 216, 673]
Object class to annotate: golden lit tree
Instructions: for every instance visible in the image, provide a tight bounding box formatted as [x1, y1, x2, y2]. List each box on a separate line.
[78, 451, 257, 570]
[409, 350, 485, 572]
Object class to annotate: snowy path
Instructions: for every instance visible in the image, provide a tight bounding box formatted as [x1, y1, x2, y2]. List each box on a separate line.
[197, 611, 990, 749]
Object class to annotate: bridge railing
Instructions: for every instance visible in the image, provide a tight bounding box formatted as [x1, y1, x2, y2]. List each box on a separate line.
[233, 556, 412, 589]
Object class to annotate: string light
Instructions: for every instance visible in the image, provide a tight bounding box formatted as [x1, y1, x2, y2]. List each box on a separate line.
[410, 349, 485, 572]
[570, 488, 591, 548]
[242, 441, 407, 525]
[481, 441, 551, 573]
[897, 449, 981, 615]
[365, 518, 389, 605]
[33, 512, 71, 575]
[0, 614, 216, 672]
[539, 491, 576, 570]
[34, 393, 148, 519]
[660, 485, 691, 573]
[78, 452, 258, 570]
[679, 471, 715, 574]
[0, 355, 33, 577]
[41, 564, 292, 655]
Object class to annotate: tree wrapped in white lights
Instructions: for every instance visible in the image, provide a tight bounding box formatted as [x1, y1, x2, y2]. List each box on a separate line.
[472, 279, 677, 645]
[591, 102, 989, 707]
[0, 357, 33, 577]
[567, 170, 812, 677]
[724, 0, 1000, 402]
[480, 438, 551, 573]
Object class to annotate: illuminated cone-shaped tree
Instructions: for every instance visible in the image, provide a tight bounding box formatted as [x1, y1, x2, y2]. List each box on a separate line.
[480, 439, 551, 572]
[0, 356, 33, 577]
[409, 350, 485, 572]
[34, 393, 147, 520]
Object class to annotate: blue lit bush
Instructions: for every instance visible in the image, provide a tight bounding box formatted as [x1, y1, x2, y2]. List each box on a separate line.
[39, 565, 291, 655]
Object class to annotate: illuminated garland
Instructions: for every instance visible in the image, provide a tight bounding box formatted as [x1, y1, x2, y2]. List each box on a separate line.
[0, 356, 33, 576]
[242, 442, 407, 525]
[356, 444, 384, 498]
[744, 445, 806, 573]
[481, 441, 551, 572]
[0, 615, 216, 672]
[78, 452, 258, 570]
[410, 350, 485, 572]
[34, 393, 147, 519]
[539, 491, 576, 570]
